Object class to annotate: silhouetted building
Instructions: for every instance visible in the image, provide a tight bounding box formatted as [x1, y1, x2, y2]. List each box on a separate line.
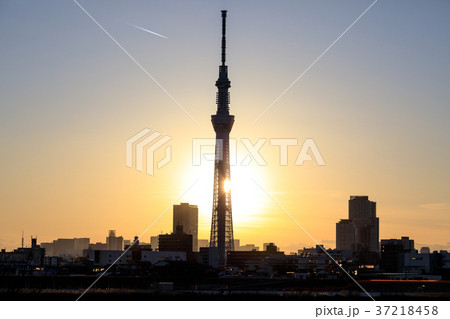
[234, 239, 259, 251]
[86, 250, 186, 266]
[227, 250, 266, 268]
[89, 242, 107, 250]
[173, 203, 198, 251]
[106, 230, 124, 251]
[227, 242, 283, 269]
[335, 220, 354, 250]
[404, 251, 430, 275]
[159, 226, 193, 255]
[380, 237, 415, 273]
[150, 236, 159, 251]
[265, 243, 280, 255]
[123, 236, 152, 262]
[43, 256, 62, 267]
[297, 246, 354, 279]
[380, 240, 405, 273]
[41, 237, 90, 258]
[336, 196, 379, 252]
[0, 238, 45, 270]
[123, 236, 150, 250]
[198, 247, 210, 265]
[401, 236, 414, 252]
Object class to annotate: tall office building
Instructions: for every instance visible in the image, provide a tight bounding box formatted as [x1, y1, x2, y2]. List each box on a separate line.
[336, 196, 379, 252]
[173, 203, 198, 251]
[209, 10, 235, 267]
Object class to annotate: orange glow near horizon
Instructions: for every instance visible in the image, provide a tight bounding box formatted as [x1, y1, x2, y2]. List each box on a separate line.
[1, 1, 450, 253]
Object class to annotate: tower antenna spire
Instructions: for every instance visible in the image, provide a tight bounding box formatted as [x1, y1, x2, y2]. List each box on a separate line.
[221, 10, 227, 66]
[215, 10, 231, 115]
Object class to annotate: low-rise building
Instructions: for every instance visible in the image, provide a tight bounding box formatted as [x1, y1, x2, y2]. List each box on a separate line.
[158, 226, 193, 260]
[41, 237, 90, 259]
[0, 238, 45, 270]
[404, 251, 430, 275]
[85, 249, 186, 266]
[297, 246, 354, 279]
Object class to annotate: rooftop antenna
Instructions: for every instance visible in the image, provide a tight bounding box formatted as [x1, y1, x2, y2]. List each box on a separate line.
[21, 230, 24, 248]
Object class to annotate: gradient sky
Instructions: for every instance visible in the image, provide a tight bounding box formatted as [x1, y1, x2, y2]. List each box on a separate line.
[1, 0, 450, 252]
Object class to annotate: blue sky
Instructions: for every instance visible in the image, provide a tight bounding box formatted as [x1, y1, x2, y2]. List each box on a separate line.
[1, 0, 449, 251]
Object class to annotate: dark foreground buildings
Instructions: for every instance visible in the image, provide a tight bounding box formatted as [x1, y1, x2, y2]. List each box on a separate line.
[173, 203, 198, 251]
[159, 225, 193, 257]
[0, 238, 45, 273]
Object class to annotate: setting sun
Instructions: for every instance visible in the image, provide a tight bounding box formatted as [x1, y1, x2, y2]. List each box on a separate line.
[224, 179, 231, 193]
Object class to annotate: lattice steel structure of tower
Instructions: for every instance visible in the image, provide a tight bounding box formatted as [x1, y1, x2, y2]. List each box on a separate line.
[209, 10, 235, 267]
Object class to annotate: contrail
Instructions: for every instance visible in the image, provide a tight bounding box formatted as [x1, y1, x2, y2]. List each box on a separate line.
[129, 23, 167, 39]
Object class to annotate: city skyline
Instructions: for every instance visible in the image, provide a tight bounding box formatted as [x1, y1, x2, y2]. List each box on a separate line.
[9, 194, 444, 256]
[1, 0, 450, 254]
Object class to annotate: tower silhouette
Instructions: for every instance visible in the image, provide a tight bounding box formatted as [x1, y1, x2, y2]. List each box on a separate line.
[209, 10, 234, 267]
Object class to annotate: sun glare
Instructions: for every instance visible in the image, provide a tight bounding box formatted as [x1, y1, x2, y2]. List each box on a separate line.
[185, 162, 268, 226]
[224, 179, 231, 193]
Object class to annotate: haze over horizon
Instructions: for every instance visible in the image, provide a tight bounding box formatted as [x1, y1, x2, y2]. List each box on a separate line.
[1, 0, 450, 253]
